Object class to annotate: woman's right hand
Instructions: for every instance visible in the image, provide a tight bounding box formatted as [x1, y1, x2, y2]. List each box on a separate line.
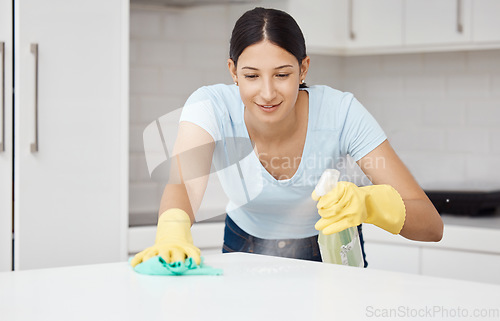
[130, 208, 201, 267]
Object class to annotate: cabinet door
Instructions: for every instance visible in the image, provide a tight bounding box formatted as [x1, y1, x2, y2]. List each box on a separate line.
[348, 0, 403, 48]
[282, 0, 345, 52]
[14, 0, 128, 270]
[422, 248, 500, 284]
[405, 0, 472, 46]
[0, 0, 13, 272]
[472, 0, 500, 43]
[276, 0, 403, 53]
[364, 242, 420, 274]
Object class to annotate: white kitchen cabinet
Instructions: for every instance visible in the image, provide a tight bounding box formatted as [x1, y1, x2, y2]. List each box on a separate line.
[364, 242, 420, 274]
[405, 0, 500, 48]
[266, 0, 343, 54]
[0, 0, 129, 271]
[275, 0, 403, 55]
[422, 248, 500, 284]
[363, 218, 500, 284]
[405, 0, 472, 46]
[271, 0, 500, 56]
[128, 222, 225, 255]
[472, 0, 500, 43]
[347, 0, 403, 49]
[0, 0, 13, 272]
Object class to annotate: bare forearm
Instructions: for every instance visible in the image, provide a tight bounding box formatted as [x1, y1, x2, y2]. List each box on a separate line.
[399, 198, 443, 242]
[159, 184, 195, 225]
[357, 141, 443, 242]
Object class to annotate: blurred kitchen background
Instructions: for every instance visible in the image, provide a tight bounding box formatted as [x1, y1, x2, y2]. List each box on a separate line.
[128, 0, 500, 284]
[129, 2, 500, 213]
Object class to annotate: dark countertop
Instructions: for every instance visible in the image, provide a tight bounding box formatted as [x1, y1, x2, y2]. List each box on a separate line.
[440, 209, 500, 229]
[129, 211, 226, 227]
[130, 209, 500, 229]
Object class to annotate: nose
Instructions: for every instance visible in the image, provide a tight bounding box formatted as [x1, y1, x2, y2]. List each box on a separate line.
[260, 77, 277, 102]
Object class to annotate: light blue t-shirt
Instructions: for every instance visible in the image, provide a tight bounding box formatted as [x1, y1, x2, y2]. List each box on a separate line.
[179, 84, 386, 239]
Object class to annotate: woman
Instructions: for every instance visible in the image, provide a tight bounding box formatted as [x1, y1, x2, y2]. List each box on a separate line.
[131, 7, 443, 268]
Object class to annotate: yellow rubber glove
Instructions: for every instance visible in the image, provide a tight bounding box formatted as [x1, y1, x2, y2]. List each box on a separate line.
[312, 182, 406, 235]
[130, 208, 201, 267]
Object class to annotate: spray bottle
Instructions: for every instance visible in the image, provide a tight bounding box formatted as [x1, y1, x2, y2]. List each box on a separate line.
[314, 169, 364, 267]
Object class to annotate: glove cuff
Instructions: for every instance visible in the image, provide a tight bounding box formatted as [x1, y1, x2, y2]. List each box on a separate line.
[365, 185, 406, 234]
[155, 208, 194, 244]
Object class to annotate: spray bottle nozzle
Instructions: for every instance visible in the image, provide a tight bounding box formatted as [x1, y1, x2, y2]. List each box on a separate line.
[314, 169, 340, 197]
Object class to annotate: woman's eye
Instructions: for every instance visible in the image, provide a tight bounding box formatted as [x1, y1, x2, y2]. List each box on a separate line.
[276, 74, 290, 78]
[244, 74, 258, 79]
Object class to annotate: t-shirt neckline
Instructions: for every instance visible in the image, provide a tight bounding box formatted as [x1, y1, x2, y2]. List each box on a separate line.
[242, 87, 313, 185]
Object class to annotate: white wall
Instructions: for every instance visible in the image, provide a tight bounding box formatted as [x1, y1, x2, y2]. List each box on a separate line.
[129, 4, 246, 220]
[129, 4, 500, 221]
[339, 51, 500, 191]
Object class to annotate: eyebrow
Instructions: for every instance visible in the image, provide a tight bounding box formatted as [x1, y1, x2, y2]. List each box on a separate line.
[241, 64, 294, 71]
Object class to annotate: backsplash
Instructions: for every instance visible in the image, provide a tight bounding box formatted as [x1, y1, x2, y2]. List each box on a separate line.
[340, 51, 500, 191]
[129, 4, 500, 219]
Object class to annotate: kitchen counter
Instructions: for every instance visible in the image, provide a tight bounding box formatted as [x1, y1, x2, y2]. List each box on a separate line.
[440, 211, 500, 229]
[362, 212, 500, 284]
[1, 253, 499, 321]
[363, 212, 500, 254]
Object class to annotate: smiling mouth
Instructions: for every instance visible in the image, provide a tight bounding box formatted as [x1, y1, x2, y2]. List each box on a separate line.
[257, 102, 282, 109]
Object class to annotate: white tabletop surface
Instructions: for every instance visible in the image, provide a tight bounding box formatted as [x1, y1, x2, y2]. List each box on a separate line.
[1, 253, 499, 321]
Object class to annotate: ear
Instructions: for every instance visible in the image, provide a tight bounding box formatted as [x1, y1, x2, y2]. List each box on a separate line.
[227, 58, 238, 83]
[300, 56, 310, 80]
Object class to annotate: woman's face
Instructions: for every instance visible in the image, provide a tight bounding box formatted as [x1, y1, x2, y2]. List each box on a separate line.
[228, 40, 309, 125]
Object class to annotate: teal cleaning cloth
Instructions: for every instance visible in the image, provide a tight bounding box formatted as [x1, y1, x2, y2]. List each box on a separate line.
[129, 256, 223, 276]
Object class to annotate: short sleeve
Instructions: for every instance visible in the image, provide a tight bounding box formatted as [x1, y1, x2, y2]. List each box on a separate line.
[178, 87, 221, 141]
[339, 95, 387, 161]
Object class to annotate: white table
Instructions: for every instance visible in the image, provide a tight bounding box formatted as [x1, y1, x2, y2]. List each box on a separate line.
[1, 253, 499, 321]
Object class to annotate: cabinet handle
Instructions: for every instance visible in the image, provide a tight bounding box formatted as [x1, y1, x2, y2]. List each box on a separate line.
[349, 0, 356, 40]
[0, 42, 5, 152]
[456, 0, 463, 33]
[30, 43, 38, 153]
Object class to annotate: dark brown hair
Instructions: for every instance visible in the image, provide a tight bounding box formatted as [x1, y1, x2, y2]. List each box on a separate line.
[229, 7, 308, 88]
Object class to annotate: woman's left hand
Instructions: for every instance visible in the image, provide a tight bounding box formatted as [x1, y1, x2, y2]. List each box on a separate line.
[312, 181, 406, 235]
